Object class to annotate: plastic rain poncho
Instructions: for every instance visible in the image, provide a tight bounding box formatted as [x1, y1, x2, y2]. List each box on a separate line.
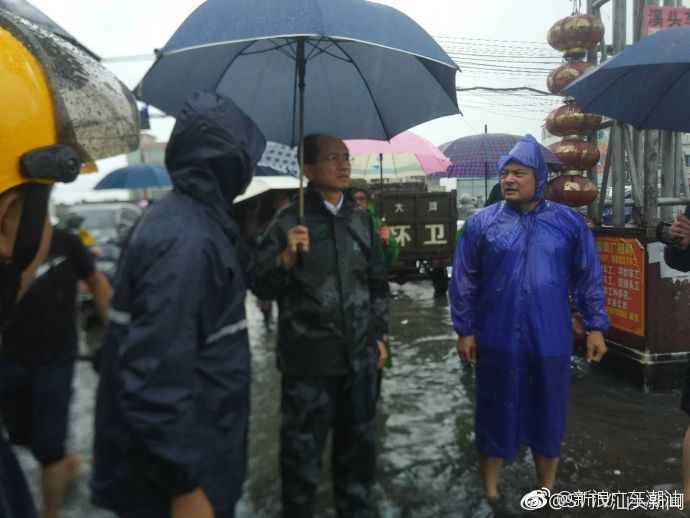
[449, 134, 609, 459]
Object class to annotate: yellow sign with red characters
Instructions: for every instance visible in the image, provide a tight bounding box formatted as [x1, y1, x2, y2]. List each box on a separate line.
[596, 237, 645, 337]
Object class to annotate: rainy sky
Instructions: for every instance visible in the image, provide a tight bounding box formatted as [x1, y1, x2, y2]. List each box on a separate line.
[27, 0, 622, 201]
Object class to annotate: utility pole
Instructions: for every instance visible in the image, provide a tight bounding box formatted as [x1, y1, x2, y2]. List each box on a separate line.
[660, 0, 678, 222]
[612, 0, 627, 226]
[641, 0, 660, 227]
[587, 0, 600, 220]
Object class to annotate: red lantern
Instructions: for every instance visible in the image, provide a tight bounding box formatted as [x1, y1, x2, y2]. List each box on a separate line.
[547, 14, 604, 59]
[544, 174, 598, 207]
[547, 62, 593, 94]
[545, 102, 602, 137]
[551, 139, 600, 171]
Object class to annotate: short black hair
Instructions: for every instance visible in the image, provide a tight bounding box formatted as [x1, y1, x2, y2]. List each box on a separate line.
[299, 133, 329, 164]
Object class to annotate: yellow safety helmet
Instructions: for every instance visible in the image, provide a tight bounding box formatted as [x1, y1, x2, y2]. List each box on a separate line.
[0, 9, 141, 197]
[0, 26, 80, 195]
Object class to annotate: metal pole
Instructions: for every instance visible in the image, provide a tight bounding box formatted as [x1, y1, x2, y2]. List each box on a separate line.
[624, 125, 643, 209]
[631, 0, 645, 223]
[612, 0, 627, 226]
[639, 0, 660, 227]
[592, 0, 612, 9]
[660, 130, 676, 221]
[297, 39, 306, 221]
[587, 0, 600, 219]
[379, 152, 383, 187]
[596, 134, 614, 224]
[484, 124, 488, 200]
[642, 129, 659, 227]
[675, 137, 686, 197]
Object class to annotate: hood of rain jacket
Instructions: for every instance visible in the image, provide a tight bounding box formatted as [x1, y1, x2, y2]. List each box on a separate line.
[497, 133, 548, 202]
[166, 91, 266, 208]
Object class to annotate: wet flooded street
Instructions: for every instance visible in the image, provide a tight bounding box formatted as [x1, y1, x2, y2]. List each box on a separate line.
[14, 281, 689, 517]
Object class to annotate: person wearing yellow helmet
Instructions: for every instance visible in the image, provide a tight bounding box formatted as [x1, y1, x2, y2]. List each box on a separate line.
[0, 21, 80, 518]
[0, 21, 82, 319]
[0, 12, 139, 518]
[0, 8, 138, 320]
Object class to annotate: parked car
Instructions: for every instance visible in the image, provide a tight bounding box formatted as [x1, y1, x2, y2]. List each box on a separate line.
[59, 202, 142, 250]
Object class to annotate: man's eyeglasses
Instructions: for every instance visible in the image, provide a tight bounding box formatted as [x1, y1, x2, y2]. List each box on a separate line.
[311, 153, 355, 165]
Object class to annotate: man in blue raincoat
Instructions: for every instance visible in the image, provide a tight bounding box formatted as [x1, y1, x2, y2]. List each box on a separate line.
[91, 92, 266, 518]
[449, 134, 609, 501]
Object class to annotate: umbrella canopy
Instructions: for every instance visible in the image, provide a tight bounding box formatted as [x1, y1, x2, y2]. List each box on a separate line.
[564, 27, 690, 132]
[439, 133, 562, 178]
[94, 164, 171, 190]
[258, 142, 299, 176]
[0, 0, 99, 59]
[345, 131, 451, 180]
[234, 175, 300, 204]
[135, 0, 460, 146]
[0, 10, 139, 165]
[255, 165, 296, 177]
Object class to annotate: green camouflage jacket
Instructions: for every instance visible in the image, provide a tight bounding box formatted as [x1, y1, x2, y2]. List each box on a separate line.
[252, 185, 389, 376]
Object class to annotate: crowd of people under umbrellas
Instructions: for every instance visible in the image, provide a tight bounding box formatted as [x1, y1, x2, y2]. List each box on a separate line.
[5, 4, 690, 518]
[10, 85, 690, 517]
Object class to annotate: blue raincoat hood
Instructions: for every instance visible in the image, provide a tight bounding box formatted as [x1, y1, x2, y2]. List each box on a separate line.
[497, 133, 548, 202]
[165, 91, 266, 207]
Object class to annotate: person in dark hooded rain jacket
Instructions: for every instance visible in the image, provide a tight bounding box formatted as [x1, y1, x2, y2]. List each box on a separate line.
[449, 134, 609, 502]
[91, 91, 266, 518]
[252, 133, 389, 517]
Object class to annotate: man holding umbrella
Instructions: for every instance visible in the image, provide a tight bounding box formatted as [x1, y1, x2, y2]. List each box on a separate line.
[253, 133, 389, 517]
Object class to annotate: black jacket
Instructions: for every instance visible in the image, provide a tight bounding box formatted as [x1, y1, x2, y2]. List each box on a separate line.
[252, 185, 389, 376]
[91, 92, 265, 517]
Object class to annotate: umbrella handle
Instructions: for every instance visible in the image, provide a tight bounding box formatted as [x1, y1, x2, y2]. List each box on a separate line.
[297, 215, 304, 268]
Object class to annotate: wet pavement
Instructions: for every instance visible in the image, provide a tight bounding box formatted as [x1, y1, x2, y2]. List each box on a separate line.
[13, 281, 690, 517]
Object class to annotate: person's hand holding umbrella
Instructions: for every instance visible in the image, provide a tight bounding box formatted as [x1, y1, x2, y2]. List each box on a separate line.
[280, 225, 310, 270]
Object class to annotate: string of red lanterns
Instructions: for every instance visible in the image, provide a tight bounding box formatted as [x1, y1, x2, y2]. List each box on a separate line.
[544, 12, 604, 208]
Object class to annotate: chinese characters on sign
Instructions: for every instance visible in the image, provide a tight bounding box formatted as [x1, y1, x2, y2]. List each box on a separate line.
[389, 224, 449, 249]
[596, 237, 645, 337]
[644, 5, 690, 36]
[390, 225, 412, 248]
[423, 224, 446, 245]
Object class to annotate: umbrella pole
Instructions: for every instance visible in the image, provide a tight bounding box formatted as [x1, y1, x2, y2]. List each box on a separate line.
[484, 124, 488, 201]
[379, 152, 384, 219]
[295, 38, 307, 267]
[297, 39, 306, 221]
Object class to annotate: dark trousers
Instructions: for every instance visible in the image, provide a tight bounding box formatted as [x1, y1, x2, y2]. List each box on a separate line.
[280, 368, 377, 518]
[0, 360, 74, 465]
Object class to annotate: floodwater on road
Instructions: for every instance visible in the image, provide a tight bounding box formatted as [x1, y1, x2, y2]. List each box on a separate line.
[13, 281, 689, 517]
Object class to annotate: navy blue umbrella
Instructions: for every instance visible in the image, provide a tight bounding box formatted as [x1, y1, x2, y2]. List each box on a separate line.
[136, 0, 459, 146]
[94, 164, 171, 190]
[136, 0, 459, 217]
[564, 27, 690, 132]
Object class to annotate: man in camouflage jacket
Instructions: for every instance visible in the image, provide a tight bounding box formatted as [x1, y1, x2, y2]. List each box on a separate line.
[252, 134, 389, 517]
